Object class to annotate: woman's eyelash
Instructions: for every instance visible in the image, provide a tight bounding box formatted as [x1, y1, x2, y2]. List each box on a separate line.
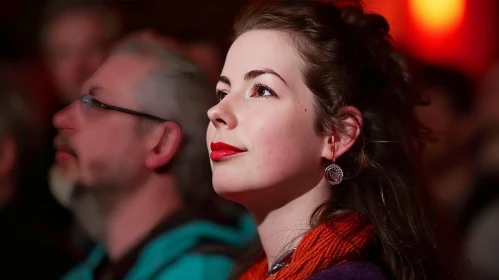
[251, 82, 277, 98]
[216, 83, 277, 102]
[216, 90, 227, 102]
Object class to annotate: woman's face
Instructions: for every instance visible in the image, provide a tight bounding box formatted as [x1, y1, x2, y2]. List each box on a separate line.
[207, 30, 329, 207]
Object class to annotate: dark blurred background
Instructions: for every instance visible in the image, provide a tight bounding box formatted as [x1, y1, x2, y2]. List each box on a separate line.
[0, 1, 243, 56]
[2, 0, 498, 75]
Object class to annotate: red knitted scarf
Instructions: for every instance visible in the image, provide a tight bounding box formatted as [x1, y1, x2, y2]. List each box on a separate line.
[239, 213, 375, 280]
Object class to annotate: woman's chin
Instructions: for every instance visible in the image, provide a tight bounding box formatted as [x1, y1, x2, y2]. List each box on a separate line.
[214, 185, 272, 210]
[213, 185, 241, 199]
[213, 185, 252, 204]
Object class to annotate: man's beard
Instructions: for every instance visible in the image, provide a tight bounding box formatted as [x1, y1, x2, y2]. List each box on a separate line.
[78, 159, 144, 216]
[48, 165, 105, 241]
[70, 184, 105, 241]
[76, 175, 125, 217]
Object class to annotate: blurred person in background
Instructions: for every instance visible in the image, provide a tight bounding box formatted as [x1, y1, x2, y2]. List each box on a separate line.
[57, 31, 254, 280]
[0, 72, 75, 278]
[459, 62, 499, 280]
[41, 0, 122, 106]
[181, 37, 225, 82]
[414, 64, 477, 219]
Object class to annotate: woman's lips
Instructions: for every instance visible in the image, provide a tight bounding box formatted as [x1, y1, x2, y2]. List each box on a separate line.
[210, 142, 246, 161]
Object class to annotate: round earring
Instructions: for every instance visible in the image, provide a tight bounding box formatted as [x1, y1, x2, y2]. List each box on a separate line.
[325, 162, 343, 185]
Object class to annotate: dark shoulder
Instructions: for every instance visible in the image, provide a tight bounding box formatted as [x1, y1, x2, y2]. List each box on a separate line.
[307, 261, 388, 280]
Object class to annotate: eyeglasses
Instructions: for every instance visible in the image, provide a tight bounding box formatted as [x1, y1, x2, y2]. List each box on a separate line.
[80, 95, 167, 122]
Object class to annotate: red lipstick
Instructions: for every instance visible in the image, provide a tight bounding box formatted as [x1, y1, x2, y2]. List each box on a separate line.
[210, 142, 245, 161]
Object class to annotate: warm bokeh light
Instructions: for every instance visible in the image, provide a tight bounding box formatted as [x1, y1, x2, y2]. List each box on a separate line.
[410, 0, 465, 34]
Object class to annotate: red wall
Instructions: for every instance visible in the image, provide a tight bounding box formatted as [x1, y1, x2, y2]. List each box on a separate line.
[364, 0, 497, 79]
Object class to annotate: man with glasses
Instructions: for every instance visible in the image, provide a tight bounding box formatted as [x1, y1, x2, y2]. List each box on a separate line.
[56, 32, 254, 280]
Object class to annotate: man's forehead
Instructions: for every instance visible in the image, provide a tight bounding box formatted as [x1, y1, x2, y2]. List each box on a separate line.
[83, 53, 155, 97]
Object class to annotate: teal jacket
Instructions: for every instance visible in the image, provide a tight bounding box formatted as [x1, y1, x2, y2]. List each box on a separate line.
[62, 215, 256, 280]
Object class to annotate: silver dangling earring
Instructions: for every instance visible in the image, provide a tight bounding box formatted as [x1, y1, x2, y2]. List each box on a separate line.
[325, 144, 343, 185]
[325, 162, 343, 185]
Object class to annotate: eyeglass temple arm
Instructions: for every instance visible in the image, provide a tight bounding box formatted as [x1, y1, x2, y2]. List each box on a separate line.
[92, 99, 167, 122]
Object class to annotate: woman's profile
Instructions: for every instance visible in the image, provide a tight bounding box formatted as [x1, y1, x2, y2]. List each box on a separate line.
[207, 1, 456, 279]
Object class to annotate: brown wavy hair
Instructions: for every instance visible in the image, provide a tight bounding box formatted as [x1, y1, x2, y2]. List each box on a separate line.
[230, 1, 457, 279]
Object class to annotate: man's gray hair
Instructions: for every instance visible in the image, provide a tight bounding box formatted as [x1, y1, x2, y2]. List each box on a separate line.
[110, 33, 240, 219]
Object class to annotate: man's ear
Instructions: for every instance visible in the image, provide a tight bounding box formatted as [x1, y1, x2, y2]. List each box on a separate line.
[144, 122, 182, 170]
[0, 134, 16, 178]
[321, 106, 362, 160]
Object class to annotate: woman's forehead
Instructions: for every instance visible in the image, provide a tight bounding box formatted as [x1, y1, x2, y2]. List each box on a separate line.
[223, 30, 302, 83]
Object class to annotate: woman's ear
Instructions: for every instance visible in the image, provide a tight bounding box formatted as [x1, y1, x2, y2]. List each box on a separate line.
[321, 106, 363, 160]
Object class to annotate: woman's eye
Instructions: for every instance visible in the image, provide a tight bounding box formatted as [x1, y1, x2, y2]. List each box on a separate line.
[251, 83, 276, 98]
[216, 90, 228, 102]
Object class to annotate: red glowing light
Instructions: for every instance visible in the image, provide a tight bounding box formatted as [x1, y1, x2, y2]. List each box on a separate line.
[409, 0, 465, 34]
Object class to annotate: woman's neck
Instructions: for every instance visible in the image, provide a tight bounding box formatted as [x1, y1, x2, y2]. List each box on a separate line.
[252, 179, 331, 269]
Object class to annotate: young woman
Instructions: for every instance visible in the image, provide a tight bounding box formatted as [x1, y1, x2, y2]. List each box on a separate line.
[207, 1, 455, 279]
